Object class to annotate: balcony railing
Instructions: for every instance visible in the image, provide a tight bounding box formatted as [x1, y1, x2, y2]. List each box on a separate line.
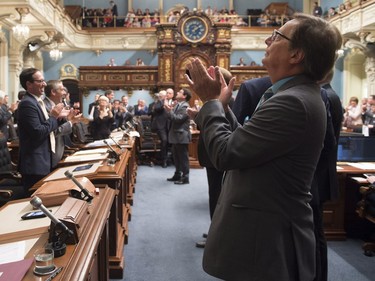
[77, 14, 290, 29]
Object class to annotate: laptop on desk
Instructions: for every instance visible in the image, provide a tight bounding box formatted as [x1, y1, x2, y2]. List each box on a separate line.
[337, 135, 375, 163]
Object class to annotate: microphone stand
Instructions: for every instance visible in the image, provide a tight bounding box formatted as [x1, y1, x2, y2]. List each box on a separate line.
[103, 139, 120, 161]
[110, 136, 124, 152]
[30, 197, 75, 257]
[64, 170, 94, 203]
[49, 222, 74, 257]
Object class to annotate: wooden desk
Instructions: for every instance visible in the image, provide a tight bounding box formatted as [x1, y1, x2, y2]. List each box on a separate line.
[323, 163, 375, 240]
[188, 130, 202, 169]
[44, 139, 136, 279]
[0, 187, 116, 281]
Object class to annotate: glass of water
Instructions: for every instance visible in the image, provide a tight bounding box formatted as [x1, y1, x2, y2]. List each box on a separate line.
[33, 246, 55, 275]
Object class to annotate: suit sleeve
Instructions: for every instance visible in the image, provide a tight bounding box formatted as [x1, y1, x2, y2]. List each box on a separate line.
[196, 96, 312, 171]
[18, 99, 58, 142]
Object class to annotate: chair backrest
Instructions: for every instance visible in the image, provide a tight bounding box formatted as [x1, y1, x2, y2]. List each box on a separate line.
[72, 122, 93, 144]
[0, 135, 12, 173]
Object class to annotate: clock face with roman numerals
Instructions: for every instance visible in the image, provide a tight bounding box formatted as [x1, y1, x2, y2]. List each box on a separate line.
[181, 16, 208, 43]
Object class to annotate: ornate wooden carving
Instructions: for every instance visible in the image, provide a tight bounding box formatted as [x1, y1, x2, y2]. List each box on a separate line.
[79, 66, 158, 90]
[78, 11, 268, 102]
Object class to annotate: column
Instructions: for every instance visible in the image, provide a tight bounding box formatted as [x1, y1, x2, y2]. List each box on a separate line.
[8, 39, 24, 101]
[365, 57, 375, 96]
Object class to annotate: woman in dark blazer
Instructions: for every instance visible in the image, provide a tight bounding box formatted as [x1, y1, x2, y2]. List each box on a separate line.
[90, 95, 114, 140]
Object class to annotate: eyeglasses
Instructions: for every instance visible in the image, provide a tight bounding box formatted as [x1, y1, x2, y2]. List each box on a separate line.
[270, 29, 292, 42]
[33, 79, 46, 84]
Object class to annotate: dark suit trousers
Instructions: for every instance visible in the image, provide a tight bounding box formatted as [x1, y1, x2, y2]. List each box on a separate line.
[312, 202, 327, 281]
[156, 129, 168, 161]
[206, 167, 223, 219]
[172, 143, 189, 176]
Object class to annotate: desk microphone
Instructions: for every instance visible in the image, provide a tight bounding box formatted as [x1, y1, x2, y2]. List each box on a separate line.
[30, 197, 69, 231]
[110, 136, 123, 151]
[30, 197, 74, 257]
[64, 170, 94, 203]
[103, 139, 120, 160]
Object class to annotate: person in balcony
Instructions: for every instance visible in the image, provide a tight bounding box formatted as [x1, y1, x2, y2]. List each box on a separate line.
[124, 8, 135, 27]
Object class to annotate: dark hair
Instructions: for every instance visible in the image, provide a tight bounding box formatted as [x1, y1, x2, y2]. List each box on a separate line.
[17, 90, 26, 100]
[289, 13, 342, 81]
[19, 68, 39, 90]
[181, 88, 191, 102]
[105, 89, 114, 97]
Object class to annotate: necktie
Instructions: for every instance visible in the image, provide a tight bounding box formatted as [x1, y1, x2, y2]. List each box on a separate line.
[253, 87, 274, 114]
[38, 99, 56, 153]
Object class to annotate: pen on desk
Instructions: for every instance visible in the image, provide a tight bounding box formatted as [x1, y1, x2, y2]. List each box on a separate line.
[45, 266, 63, 281]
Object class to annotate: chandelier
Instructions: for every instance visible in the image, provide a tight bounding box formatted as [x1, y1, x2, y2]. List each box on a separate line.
[12, 8, 30, 41]
[49, 48, 63, 61]
[12, 24, 30, 41]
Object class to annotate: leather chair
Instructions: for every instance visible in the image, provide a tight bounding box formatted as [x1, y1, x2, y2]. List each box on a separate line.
[357, 185, 375, 256]
[0, 135, 25, 207]
[134, 116, 161, 166]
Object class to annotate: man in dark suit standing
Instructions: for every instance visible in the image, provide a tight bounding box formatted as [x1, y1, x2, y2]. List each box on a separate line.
[311, 70, 343, 281]
[165, 88, 191, 184]
[17, 68, 63, 193]
[149, 90, 169, 168]
[186, 14, 342, 281]
[232, 76, 272, 124]
[88, 93, 100, 116]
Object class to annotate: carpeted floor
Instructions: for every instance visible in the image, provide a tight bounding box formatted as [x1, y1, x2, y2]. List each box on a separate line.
[111, 165, 375, 281]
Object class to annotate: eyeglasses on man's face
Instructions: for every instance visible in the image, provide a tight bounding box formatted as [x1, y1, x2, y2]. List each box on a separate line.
[33, 79, 46, 84]
[270, 29, 292, 42]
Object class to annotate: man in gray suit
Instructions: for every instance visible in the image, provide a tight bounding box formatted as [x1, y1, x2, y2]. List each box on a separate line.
[44, 80, 81, 168]
[186, 14, 342, 281]
[165, 88, 191, 184]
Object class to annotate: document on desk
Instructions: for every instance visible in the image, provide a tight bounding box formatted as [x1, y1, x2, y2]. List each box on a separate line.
[43, 161, 102, 182]
[351, 177, 369, 184]
[64, 152, 109, 162]
[0, 257, 33, 281]
[0, 201, 59, 242]
[348, 162, 375, 170]
[73, 148, 108, 155]
[0, 239, 38, 264]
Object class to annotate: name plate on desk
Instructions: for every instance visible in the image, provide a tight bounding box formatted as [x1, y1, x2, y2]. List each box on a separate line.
[52, 197, 90, 244]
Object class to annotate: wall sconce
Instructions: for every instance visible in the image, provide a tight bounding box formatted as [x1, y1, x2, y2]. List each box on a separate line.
[94, 49, 102, 56]
[147, 49, 156, 56]
[12, 7, 30, 41]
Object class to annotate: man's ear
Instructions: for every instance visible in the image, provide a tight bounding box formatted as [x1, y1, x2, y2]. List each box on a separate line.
[290, 48, 305, 64]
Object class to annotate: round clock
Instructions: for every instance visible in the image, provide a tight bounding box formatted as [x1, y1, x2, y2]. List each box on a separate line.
[64, 65, 74, 74]
[181, 16, 208, 43]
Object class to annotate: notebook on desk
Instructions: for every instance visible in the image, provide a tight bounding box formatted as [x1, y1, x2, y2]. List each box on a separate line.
[337, 136, 375, 162]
